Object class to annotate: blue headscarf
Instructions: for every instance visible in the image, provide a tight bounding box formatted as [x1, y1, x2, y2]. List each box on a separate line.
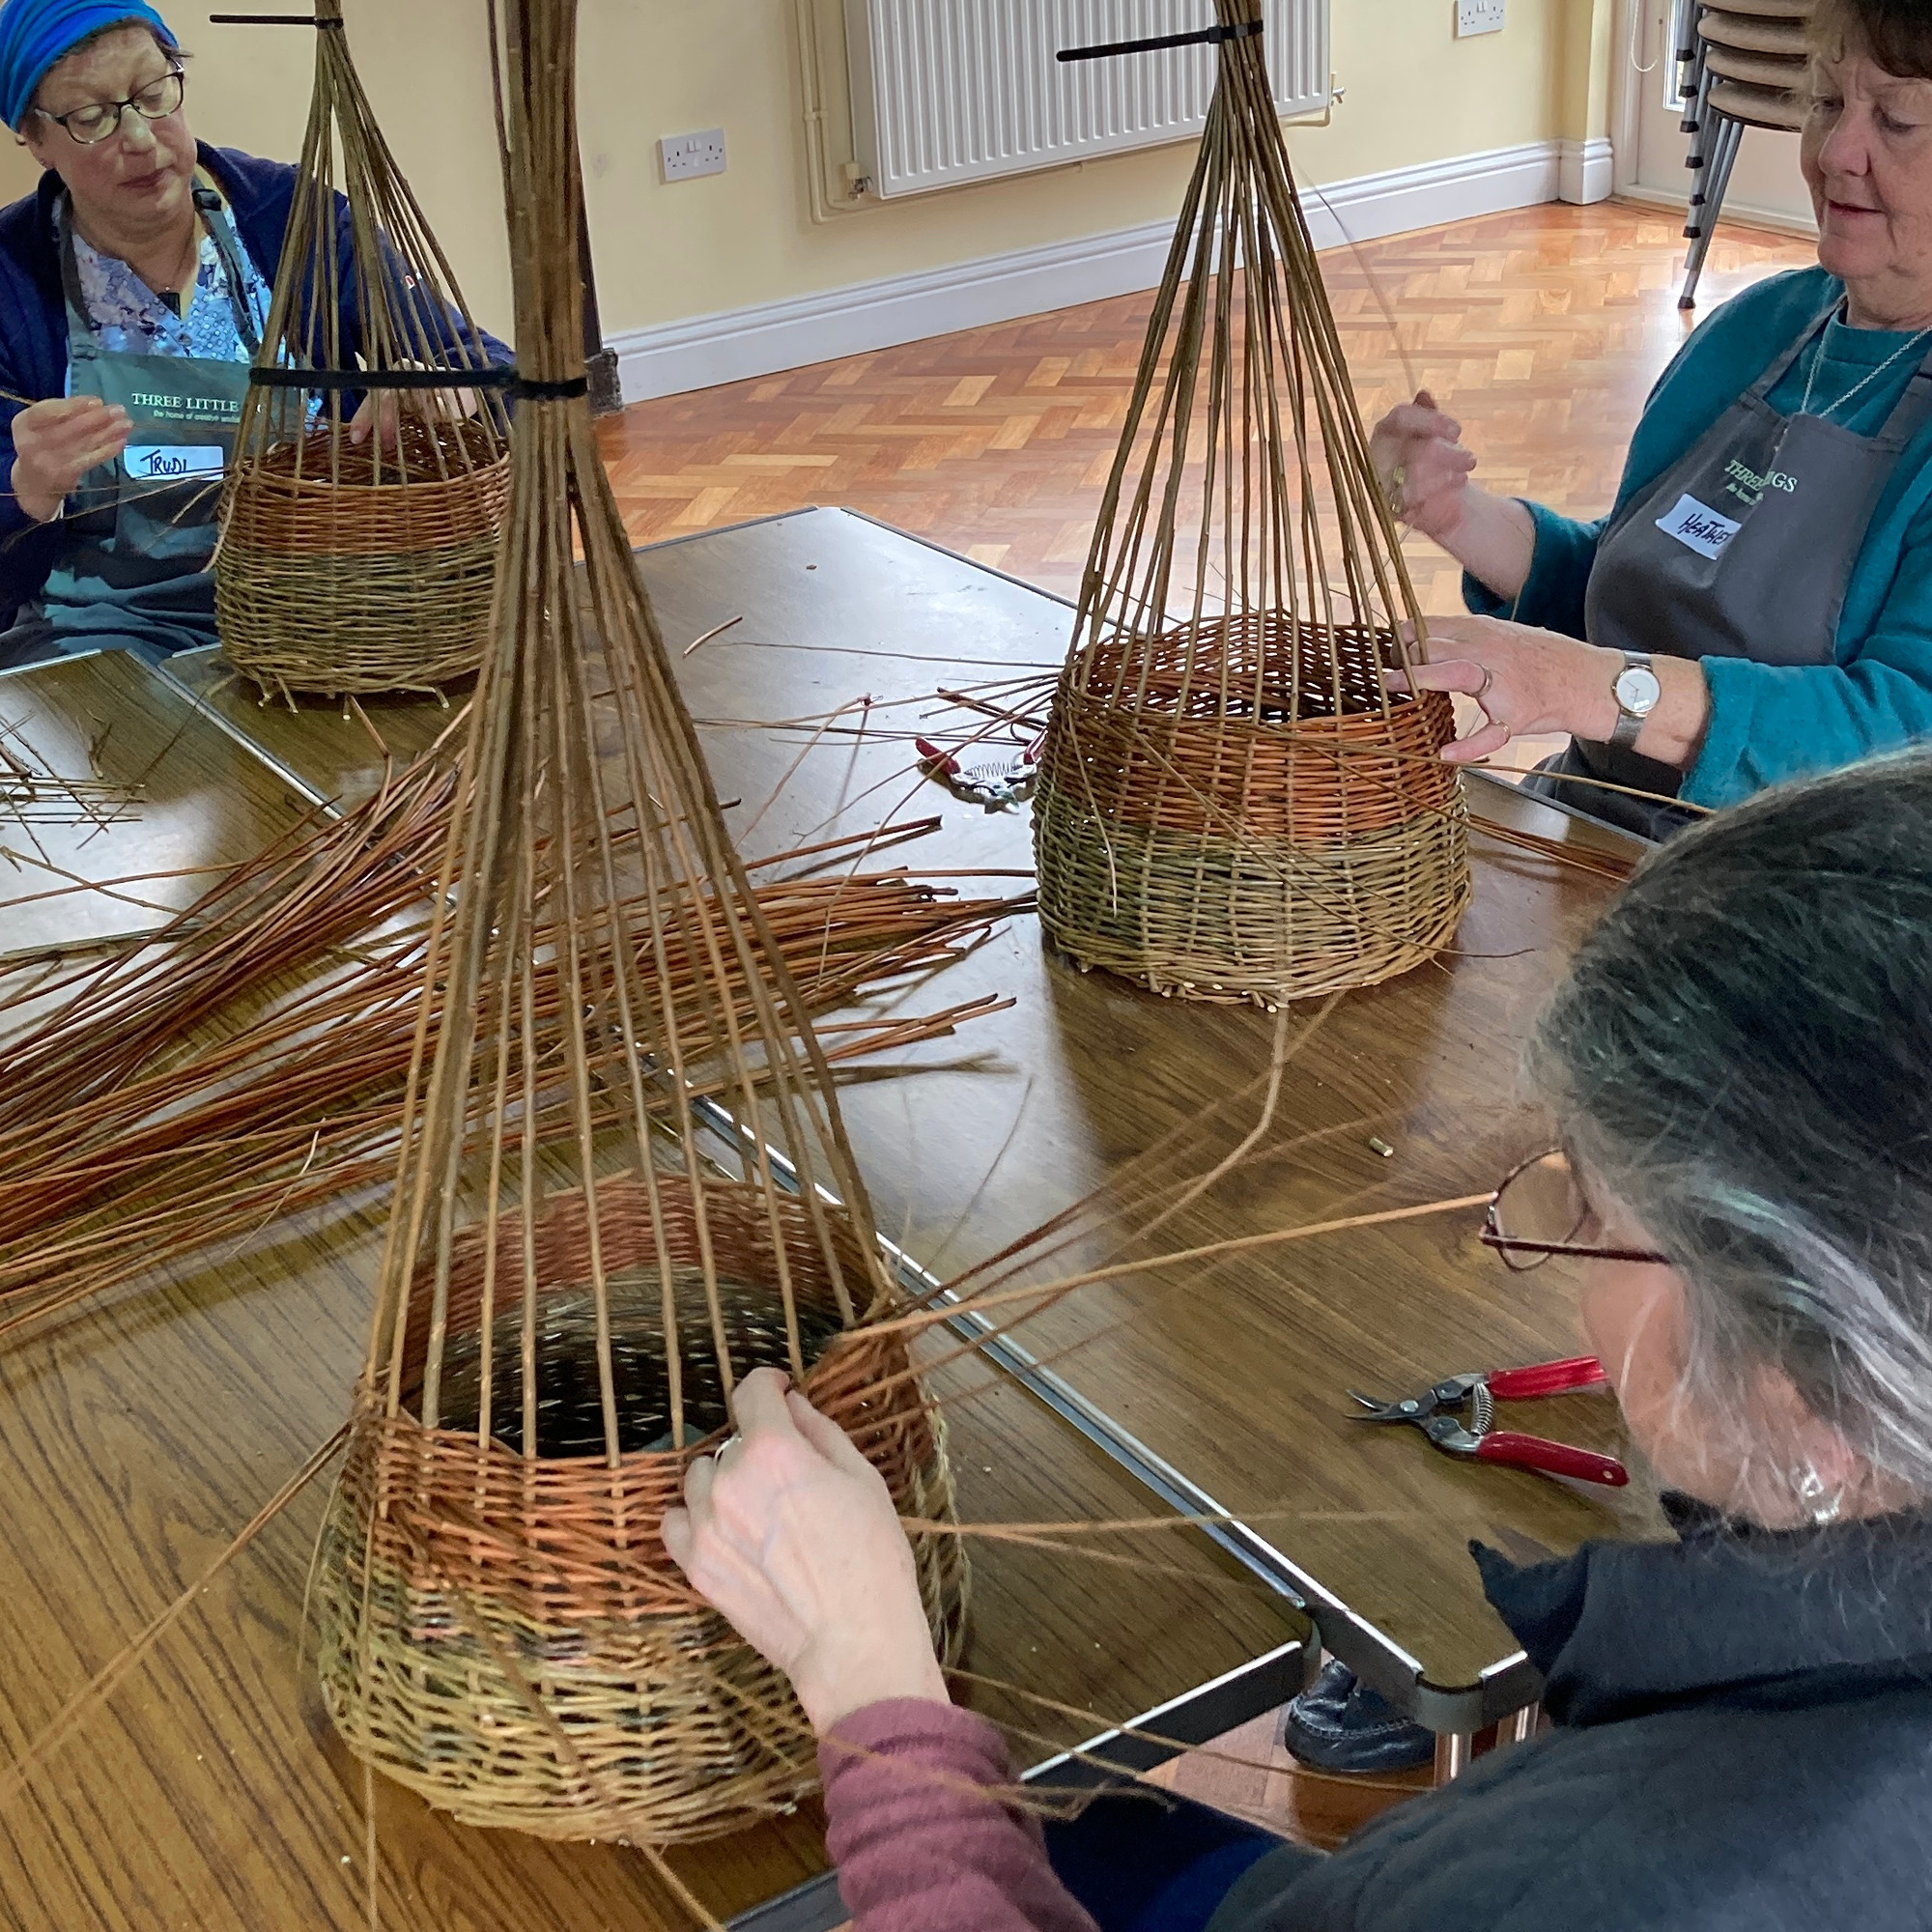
[0, 1, 176, 131]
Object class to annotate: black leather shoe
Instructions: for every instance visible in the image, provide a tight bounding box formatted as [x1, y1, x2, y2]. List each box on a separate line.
[1282, 1661, 1436, 1774]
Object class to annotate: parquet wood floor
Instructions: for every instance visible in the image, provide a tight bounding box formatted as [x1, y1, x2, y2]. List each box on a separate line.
[598, 202, 1815, 616]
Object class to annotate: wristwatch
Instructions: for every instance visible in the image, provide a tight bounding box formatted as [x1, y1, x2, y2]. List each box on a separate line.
[1609, 651, 1661, 751]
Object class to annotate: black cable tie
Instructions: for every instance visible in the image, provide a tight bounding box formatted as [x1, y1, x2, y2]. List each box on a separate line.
[208, 13, 346, 25]
[1057, 18, 1264, 63]
[513, 376, 590, 401]
[248, 366, 517, 390]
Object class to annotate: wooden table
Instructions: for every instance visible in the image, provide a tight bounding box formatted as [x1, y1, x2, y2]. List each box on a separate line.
[0, 626, 1303, 1931]
[167, 505, 1660, 1729]
[0, 506, 1654, 1931]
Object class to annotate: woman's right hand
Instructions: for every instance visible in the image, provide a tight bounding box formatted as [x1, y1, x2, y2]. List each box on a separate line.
[661, 1366, 950, 1734]
[1370, 387, 1478, 545]
[10, 396, 130, 524]
[1370, 387, 1537, 602]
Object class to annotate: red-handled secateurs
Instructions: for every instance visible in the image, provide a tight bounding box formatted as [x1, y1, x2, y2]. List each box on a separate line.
[914, 737, 1040, 812]
[1348, 1354, 1629, 1488]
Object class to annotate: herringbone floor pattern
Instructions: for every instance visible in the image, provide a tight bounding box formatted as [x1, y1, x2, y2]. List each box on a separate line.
[597, 202, 1814, 612]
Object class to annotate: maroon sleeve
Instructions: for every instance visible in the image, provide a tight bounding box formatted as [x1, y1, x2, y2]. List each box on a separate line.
[818, 1699, 1101, 1932]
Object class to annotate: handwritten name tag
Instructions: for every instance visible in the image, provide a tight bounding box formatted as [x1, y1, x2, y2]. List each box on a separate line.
[1655, 493, 1741, 560]
[126, 443, 225, 480]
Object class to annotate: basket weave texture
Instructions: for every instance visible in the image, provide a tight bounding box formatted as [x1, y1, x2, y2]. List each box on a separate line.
[216, 421, 509, 700]
[1036, 618, 1470, 1006]
[315, 1178, 967, 1843]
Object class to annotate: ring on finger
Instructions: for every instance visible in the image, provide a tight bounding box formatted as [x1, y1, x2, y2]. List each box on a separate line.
[1473, 667, 1494, 703]
[714, 1434, 743, 1465]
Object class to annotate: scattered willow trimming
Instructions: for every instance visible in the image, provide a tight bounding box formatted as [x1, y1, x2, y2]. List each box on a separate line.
[0, 732, 1021, 1341]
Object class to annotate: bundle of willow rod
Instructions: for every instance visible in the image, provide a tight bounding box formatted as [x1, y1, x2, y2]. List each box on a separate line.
[1033, 0, 1469, 1008]
[215, 0, 510, 703]
[313, 0, 964, 1846]
[0, 760, 1021, 1336]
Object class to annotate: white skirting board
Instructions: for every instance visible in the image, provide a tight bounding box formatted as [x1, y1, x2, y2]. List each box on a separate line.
[1559, 136, 1615, 207]
[612, 137, 1583, 403]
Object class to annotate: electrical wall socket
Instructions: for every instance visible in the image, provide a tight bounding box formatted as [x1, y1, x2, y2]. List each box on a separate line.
[659, 128, 726, 183]
[1456, 0, 1505, 35]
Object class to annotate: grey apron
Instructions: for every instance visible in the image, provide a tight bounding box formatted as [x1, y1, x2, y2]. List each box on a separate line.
[39, 180, 261, 660]
[1533, 304, 1932, 839]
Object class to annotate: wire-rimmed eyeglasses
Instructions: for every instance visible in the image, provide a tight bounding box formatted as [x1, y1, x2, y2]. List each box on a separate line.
[1482, 1149, 1669, 1270]
[37, 67, 185, 147]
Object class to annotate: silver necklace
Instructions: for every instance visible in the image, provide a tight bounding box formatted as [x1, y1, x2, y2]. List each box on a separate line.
[1797, 311, 1932, 424]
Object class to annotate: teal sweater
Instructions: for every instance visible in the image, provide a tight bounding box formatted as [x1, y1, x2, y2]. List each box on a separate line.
[1464, 266, 1932, 809]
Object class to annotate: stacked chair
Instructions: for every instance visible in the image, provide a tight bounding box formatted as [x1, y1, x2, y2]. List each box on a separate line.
[1675, 0, 1811, 308]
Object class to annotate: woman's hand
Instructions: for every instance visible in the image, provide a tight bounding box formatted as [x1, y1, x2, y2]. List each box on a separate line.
[1371, 388, 1478, 544]
[661, 1366, 949, 1734]
[1394, 614, 1712, 770]
[1369, 389, 1537, 601]
[10, 395, 130, 523]
[348, 377, 482, 449]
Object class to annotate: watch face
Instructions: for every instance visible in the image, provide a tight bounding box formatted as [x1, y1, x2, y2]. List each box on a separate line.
[1616, 666, 1662, 717]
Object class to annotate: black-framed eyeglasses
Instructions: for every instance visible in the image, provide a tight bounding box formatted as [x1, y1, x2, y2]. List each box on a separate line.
[1482, 1149, 1669, 1271]
[36, 67, 185, 147]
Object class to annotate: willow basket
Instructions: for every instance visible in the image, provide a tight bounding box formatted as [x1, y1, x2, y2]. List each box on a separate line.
[216, 419, 510, 703]
[313, 1177, 966, 1843]
[1035, 616, 1470, 1006]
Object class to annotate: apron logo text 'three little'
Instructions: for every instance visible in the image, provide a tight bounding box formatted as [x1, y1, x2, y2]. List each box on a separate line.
[1721, 455, 1799, 507]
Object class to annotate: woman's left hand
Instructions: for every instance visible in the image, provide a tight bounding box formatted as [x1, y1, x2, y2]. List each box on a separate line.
[661, 1366, 949, 1735]
[1393, 614, 1711, 770]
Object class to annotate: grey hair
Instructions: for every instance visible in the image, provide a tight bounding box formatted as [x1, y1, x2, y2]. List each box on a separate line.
[1528, 753, 1932, 1508]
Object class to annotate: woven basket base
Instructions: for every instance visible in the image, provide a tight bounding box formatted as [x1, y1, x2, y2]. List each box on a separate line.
[1034, 775, 1471, 1007]
[215, 534, 499, 701]
[313, 1179, 967, 1843]
[312, 1400, 964, 1843]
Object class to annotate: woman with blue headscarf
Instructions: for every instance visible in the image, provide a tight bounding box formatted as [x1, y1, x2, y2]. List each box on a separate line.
[0, 0, 506, 665]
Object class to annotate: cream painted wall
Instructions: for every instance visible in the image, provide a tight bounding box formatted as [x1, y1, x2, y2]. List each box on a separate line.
[584, 0, 1569, 335]
[1559, 0, 1615, 143]
[0, 0, 1576, 344]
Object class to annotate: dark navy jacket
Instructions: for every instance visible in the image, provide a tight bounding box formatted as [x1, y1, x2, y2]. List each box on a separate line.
[0, 142, 509, 620]
[1215, 1501, 1932, 1931]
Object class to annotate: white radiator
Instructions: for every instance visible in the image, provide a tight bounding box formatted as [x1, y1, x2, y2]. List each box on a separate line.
[843, 1, 1331, 200]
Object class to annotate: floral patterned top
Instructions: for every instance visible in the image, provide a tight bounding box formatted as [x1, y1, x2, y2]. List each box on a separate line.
[58, 190, 272, 363]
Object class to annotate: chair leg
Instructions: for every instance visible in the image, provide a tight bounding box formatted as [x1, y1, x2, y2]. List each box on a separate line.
[1671, 0, 1700, 80]
[1680, 114, 1744, 308]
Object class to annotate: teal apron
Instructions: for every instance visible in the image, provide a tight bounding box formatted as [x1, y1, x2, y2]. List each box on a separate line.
[39, 180, 261, 660]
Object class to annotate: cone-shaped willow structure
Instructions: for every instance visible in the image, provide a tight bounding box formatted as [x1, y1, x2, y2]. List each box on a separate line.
[215, 0, 511, 702]
[1034, 0, 1470, 1007]
[312, 0, 963, 1842]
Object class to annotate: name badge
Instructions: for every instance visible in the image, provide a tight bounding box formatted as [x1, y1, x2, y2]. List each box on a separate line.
[1655, 493, 1741, 560]
[126, 443, 225, 480]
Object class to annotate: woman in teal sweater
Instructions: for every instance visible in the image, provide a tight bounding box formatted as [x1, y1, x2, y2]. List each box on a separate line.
[1376, 0, 1932, 837]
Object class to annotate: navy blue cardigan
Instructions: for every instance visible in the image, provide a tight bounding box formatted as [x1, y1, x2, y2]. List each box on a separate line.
[0, 142, 510, 620]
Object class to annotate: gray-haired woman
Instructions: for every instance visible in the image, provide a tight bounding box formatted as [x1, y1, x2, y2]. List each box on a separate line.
[662, 752, 1932, 1932]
